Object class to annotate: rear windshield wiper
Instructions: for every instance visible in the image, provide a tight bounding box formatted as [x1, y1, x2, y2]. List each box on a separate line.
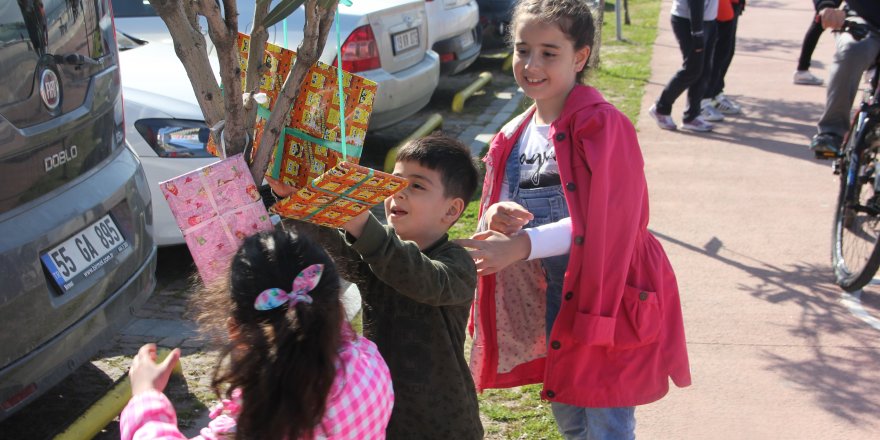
[52, 53, 103, 68]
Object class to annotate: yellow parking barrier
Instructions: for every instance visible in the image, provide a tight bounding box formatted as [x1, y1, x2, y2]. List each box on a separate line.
[451, 71, 493, 113]
[502, 53, 513, 72]
[53, 348, 182, 440]
[384, 113, 444, 173]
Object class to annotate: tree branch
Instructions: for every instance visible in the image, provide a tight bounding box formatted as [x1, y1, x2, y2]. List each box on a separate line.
[148, 0, 224, 130]
[197, 0, 249, 156]
[242, 1, 271, 131]
[248, 0, 336, 182]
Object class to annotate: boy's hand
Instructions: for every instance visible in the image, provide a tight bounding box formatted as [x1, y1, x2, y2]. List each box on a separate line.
[341, 210, 370, 238]
[485, 202, 533, 235]
[455, 230, 531, 276]
[129, 344, 181, 396]
[265, 176, 295, 199]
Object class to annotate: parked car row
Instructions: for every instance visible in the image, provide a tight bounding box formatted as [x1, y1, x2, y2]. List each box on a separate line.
[111, 0, 487, 246]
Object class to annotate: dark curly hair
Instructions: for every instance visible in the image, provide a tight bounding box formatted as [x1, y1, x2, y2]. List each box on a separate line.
[191, 228, 343, 440]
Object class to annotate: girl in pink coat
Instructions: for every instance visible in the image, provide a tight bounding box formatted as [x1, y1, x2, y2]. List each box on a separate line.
[120, 229, 393, 439]
[457, 0, 691, 438]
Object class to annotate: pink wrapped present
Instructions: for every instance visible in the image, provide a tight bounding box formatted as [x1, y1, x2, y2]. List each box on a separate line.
[159, 155, 273, 284]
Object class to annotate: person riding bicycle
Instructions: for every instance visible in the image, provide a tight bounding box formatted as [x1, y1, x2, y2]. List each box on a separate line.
[810, 0, 880, 158]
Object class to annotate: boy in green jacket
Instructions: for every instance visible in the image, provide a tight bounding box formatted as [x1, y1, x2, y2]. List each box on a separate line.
[268, 133, 482, 440]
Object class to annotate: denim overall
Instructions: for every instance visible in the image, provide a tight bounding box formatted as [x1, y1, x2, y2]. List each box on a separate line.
[505, 137, 635, 440]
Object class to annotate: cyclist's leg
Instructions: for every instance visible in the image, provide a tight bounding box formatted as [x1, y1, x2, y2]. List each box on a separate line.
[818, 32, 880, 138]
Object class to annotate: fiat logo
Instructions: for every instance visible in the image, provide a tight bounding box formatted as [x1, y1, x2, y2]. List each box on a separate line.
[40, 69, 60, 110]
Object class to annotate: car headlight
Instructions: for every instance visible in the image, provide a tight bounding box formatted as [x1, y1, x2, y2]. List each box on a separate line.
[134, 119, 214, 158]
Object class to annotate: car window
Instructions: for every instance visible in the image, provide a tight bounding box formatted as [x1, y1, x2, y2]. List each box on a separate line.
[0, 2, 37, 106]
[110, 0, 158, 17]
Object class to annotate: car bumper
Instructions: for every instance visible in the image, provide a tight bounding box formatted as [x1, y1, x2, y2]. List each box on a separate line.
[138, 156, 221, 246]
[0, 243, 156, 420]
[367, 51, 440, 130]
[434, 27, 482, 75]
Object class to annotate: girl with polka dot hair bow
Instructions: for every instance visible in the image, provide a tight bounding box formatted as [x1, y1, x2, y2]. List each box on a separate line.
[121, 229, 393, 439]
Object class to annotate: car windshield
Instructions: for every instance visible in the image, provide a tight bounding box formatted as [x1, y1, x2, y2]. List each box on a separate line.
[110, 0, 159, 18]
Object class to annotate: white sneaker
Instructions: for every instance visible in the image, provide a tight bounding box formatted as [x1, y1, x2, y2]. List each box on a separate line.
[681, 116, 714, 132]
[700, 99, 725, 122]
[711, 93, 742, 115]
[649, 104, 677, 131]
[793, 70, 824, 86]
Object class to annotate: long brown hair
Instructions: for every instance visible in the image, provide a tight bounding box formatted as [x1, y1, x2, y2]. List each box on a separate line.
[192, 228, 344, 439]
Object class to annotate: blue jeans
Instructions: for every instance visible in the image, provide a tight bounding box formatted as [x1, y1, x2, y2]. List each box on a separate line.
[506, 146, 636, 440]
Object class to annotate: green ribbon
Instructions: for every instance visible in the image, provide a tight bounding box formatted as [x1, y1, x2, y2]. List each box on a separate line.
[335, 7, 347, 161]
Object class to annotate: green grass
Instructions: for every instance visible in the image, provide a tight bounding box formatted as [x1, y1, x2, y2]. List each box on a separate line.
[449, 1, 660, 438]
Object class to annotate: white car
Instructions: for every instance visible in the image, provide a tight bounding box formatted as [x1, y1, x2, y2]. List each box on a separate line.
[425, 0, 482, 75]
[111, 0, 440, 245]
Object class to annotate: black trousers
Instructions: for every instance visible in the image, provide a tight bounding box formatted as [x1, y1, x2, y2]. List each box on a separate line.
[797, 17, 824, 71]
[705, 14, 739, 99]
[656, 16, 717, 122]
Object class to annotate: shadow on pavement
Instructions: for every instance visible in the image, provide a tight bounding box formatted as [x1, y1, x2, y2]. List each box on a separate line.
[652, 230, 880, 426]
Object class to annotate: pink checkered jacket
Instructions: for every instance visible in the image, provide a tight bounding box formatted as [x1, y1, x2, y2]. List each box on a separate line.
[120, 331, 393, 439]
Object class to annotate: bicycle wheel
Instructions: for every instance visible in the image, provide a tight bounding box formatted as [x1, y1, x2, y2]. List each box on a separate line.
[832, 117, 880, 291]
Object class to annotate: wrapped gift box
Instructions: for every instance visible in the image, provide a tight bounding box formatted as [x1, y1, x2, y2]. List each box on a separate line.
[159, 154, 274, 284]
[208, 33, 376, 191]
[271, 161, 408, 228]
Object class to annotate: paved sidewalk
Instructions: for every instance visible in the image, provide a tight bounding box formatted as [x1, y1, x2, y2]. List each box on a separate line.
[636, 0, 880, 438]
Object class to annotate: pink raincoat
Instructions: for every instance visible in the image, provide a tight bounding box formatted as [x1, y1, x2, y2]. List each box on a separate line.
[470, 85, 691, 407]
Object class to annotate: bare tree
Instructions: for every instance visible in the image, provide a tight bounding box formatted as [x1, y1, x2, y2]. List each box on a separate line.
[147, 0, 338, 182]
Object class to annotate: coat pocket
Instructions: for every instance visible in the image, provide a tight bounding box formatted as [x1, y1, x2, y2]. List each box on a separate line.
[612, 285, 662, 350]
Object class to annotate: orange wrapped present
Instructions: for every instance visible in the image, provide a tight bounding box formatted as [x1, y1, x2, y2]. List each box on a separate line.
[271, 161, 408, 228]
[207, 33, 376, 186]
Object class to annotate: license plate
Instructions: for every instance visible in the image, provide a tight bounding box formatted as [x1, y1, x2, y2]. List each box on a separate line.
[41, 214, 130, 292]
[392, 28, 419, 55]
[459, 30, 475, 49]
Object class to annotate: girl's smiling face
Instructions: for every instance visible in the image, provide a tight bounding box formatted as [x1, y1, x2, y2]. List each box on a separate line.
[512, 15, 590, 123]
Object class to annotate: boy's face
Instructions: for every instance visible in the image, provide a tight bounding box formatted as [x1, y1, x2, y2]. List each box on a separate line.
[385, 160, 463, 249]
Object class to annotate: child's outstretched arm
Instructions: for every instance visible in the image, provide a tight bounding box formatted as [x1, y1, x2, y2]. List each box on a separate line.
[120, 344, 187, 440]
[344, 214, 476, 306]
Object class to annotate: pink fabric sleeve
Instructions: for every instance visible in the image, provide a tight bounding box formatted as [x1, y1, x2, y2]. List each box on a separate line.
[120, 390, 189, 440]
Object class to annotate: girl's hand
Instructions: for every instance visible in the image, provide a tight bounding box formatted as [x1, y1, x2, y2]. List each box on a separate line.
[485, 202, 534, 235]
[265, 176, 295, 199]
[129, 344, 181, 396]
[455, 230, 531, 276]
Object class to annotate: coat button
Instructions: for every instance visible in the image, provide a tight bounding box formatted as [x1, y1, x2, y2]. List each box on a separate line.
[566, 182, 576, 191]
[564, 291, 573, 300]
[574, 236, 584, 245]
[551, 341, 561, 350]
[555, 133, 566, 142]
[639, 291, 649, 301]
[546, 390, 556, 398]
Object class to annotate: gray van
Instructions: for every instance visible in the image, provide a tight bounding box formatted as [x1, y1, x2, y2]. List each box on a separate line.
[0, 0, 156, 420]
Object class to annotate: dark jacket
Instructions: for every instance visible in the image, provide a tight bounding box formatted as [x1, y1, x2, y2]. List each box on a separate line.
[293, 214, 483, 440]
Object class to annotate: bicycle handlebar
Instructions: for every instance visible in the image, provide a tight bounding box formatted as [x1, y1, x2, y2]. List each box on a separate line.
[836, 20, 880, 41]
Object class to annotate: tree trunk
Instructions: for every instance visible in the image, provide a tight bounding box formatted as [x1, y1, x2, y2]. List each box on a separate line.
[590, 0, 606, 70]
[147, 0, 338, 183]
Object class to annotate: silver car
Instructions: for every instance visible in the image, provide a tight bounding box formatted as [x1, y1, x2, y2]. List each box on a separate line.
[112, 0, 440, 245]
[0, 0, 156, 420]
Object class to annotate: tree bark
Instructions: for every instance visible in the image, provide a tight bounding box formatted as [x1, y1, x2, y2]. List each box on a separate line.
[148, 0, 224, 130]
[590, 0, 606, 70]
